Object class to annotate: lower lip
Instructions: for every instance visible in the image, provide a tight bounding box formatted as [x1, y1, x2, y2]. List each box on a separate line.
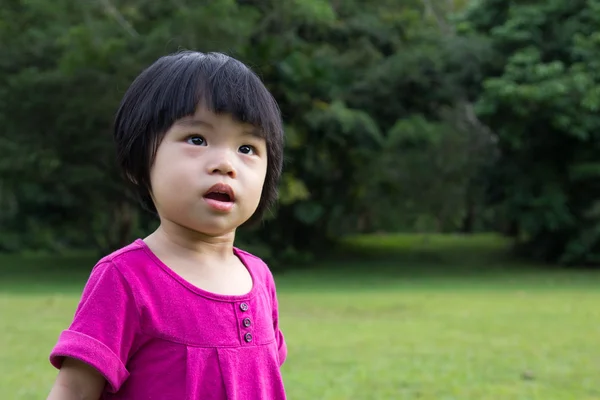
[203, 198, 234, 212]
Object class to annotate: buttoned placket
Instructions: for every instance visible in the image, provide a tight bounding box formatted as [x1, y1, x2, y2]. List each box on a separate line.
[238, 302, 253, 344]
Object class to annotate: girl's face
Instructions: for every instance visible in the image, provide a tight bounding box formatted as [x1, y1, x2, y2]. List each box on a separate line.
[149, 107, 268, 237]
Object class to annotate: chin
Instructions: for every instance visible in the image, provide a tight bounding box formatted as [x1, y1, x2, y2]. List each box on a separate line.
[181, 222, 231, 237]
[189, 217, 246, 237]
[165, 208, 252, 237]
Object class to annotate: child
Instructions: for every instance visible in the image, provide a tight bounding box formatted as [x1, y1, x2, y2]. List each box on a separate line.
[46, 51, 287, 399]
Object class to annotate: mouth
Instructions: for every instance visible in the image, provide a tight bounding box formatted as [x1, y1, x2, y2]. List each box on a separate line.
[203, 183, 235, 203]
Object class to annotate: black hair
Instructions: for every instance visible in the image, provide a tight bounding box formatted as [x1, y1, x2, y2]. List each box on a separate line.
[113, 51, 284, 226]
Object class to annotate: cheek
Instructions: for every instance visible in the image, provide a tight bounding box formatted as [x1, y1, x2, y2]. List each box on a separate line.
[253, 159, 268, 191]
[242, 161, 267, 202]
[150, 152, 170, 190]
[150, 148, 194, 201]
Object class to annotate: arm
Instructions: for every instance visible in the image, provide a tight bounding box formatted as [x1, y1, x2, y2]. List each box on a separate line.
[48, 261, 140, 395]
[47, 358, 105, 400]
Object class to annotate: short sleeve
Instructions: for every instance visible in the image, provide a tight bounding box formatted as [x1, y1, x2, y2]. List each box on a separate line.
[49, 261, 140, 392]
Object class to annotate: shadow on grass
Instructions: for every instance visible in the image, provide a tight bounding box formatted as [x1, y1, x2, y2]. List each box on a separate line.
[1, 233, 599, 294]
[0, 253, 96, 294]
[275, 233, 600, 292]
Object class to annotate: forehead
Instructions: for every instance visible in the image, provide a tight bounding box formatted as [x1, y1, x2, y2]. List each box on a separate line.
[174, 107, 262, 137]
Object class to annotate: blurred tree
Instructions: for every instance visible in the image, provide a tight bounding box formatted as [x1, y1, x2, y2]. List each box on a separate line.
[459, 0, 600, 265]
[0, 0, 491, 265]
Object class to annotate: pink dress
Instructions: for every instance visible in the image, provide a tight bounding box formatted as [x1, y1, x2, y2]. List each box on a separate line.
[49, 239, 287, 399]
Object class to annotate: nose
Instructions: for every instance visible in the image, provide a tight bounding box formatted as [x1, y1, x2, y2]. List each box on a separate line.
[207, 150, 236, 178]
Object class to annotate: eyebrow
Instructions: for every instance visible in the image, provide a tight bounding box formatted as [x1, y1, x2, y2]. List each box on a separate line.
[176, 118, 263, 138]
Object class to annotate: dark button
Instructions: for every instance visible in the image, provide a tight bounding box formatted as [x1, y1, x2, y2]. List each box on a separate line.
[244, 332, 253, 343]
[243, 317, 251, 327]
[240, 302, 249, 312]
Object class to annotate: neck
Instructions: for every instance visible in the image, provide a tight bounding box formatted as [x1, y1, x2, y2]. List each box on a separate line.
[145, 219, 236, 262]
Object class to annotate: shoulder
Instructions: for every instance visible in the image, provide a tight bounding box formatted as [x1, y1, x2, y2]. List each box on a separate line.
[234, 247, 276, 287]
[81, 240, 144, 288]
[82, 239, 158, 297]
[234, 247, 268, 265]
[92, 239, 156, 278]
[97, 239, 149, 267]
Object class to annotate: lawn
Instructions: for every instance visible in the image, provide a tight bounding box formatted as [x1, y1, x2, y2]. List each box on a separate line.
[1, 234, 599, 399]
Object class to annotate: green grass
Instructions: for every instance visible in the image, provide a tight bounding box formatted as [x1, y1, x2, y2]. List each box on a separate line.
[2, 233, 600, 399]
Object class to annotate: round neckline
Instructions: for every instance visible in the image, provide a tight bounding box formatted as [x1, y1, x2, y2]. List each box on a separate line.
[135, 238, 258, 302]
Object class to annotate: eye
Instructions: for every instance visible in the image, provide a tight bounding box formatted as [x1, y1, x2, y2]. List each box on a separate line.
[186, 135, 206, 146]
[239, 145, 255, 155]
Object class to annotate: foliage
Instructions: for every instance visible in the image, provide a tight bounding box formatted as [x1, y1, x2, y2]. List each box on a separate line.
[458, 0, 600, 265]
[1, 0, 492, 264]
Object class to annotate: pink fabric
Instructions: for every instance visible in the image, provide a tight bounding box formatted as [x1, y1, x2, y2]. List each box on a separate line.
[49, 239, 287, 399]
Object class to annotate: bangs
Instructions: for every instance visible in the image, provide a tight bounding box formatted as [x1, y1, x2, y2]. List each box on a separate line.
[145, 51, 281, 140]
